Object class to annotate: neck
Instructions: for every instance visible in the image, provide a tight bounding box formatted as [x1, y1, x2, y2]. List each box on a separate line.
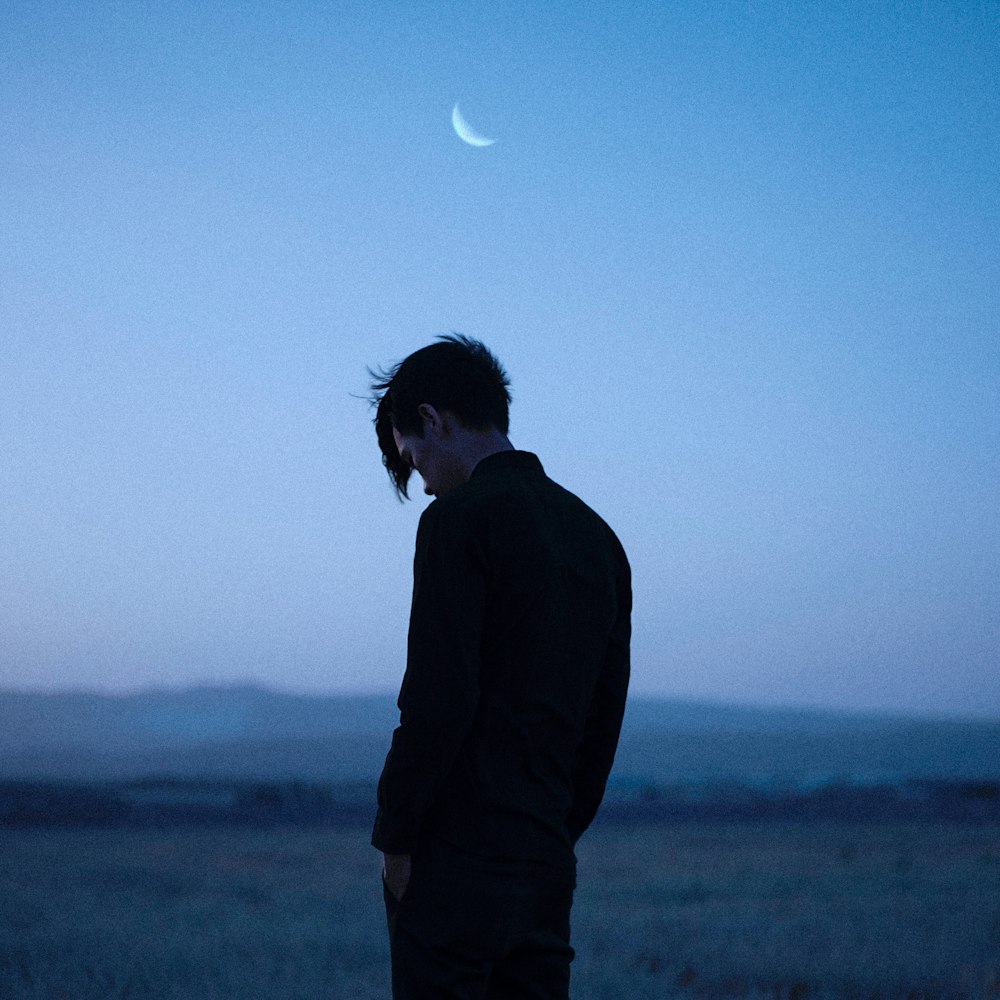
[454, 427, 514, 482]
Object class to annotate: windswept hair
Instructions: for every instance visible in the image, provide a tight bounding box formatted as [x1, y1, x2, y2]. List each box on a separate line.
[368, 334, 512, 499]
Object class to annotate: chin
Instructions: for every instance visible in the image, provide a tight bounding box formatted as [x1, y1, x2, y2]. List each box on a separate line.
[430, 480, 462, 497]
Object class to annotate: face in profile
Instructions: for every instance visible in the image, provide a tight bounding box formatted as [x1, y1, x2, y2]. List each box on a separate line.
[392, 414, 467, 497]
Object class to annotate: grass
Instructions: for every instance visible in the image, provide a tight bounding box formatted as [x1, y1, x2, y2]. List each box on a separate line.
[572, 822, 1000, 999]
[1, 821, 998, 998]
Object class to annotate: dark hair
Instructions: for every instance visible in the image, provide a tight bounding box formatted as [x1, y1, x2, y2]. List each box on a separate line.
[368, 334, 512, 499]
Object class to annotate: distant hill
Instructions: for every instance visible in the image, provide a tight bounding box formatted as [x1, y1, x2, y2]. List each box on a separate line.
[1, 686, 997, 786]
[0, 686, 396, 782]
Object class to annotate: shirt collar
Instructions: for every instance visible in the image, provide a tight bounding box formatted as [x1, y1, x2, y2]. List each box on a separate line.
[470, 449, 545, 479]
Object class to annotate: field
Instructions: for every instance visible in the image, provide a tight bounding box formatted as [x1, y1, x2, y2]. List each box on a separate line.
[1, 820, 998, 999]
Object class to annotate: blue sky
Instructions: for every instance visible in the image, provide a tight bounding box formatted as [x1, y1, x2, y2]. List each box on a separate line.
[2, 1, 997, 717]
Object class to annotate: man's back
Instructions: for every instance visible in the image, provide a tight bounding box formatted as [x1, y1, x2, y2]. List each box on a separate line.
[372, 450, 631, 869]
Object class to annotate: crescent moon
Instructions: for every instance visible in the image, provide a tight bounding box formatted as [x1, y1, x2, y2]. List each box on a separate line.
[451, 104, 496, 147]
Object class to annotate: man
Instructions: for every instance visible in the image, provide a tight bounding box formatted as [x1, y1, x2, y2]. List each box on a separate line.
[369, 335, 631, 1000]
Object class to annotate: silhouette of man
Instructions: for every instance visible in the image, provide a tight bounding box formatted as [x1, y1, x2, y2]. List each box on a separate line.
[369, 335, 631, 1000]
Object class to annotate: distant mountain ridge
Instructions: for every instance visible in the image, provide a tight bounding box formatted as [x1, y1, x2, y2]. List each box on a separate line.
[2, 686, 997, 785]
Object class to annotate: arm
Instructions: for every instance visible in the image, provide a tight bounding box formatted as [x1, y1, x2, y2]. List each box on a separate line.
[372, 501, 487, 855]
[566, 565, 631, 844]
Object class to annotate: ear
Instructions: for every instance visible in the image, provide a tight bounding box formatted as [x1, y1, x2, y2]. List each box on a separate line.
[416, 403, 443, 432]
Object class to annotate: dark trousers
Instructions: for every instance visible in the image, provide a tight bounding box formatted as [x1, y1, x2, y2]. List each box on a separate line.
[382, 842, 576, 1000]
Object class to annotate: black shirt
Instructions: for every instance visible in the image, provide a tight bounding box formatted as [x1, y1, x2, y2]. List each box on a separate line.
[371, 450, 631, 868]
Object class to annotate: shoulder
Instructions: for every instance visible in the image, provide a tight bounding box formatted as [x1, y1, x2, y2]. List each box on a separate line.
[544, 477, 630, 550]
[414, 490, 486, 555]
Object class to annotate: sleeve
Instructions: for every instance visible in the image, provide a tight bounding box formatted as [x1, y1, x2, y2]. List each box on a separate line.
[565, 550, 631, 844]
[371, 500, 487, 854]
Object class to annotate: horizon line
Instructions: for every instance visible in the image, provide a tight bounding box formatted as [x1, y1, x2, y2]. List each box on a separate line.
[1, 682, 996, 725]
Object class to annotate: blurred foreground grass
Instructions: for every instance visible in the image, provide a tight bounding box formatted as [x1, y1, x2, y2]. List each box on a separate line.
[1, 821, 998, 999]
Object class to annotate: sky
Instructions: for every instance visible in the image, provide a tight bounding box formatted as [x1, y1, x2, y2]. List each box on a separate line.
[2, 1, 998, 718]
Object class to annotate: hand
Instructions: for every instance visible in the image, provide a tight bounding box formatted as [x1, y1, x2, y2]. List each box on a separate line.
[382, 852, 412, 902]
